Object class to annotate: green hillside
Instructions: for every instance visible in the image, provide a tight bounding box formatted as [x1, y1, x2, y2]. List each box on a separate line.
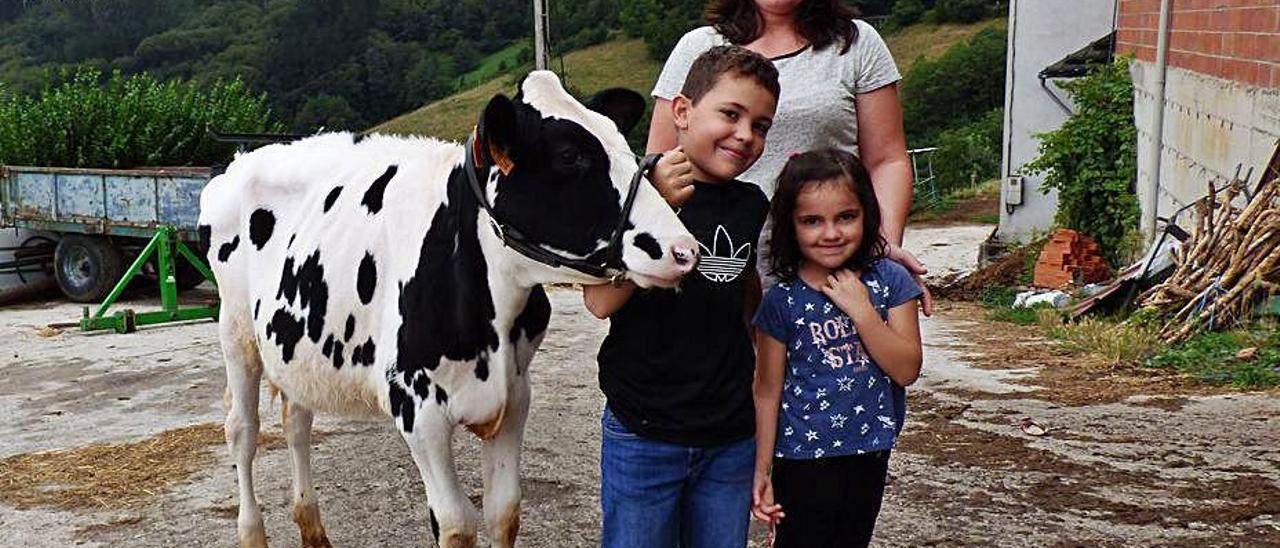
[885, 17, 1006, 73]
[372, 38, 660, 141]
[371, 18, 1006, 142]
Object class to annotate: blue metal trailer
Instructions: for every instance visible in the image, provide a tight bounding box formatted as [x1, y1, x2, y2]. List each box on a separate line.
[0, 165, 213, 303]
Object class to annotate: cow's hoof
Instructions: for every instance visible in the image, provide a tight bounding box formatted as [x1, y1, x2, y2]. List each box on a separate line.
[439, 531, 479, 548]
[238, 526, 268, 548]
[292, 498, 332, 547]
[301, 533, 333, 548]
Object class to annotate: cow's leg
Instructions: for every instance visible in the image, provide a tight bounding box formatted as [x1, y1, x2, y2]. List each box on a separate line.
[282, 394, 332, 547]
[402, 411, 478, 548]
[221, 319, 267, 548]
[481, 380, 530, 548]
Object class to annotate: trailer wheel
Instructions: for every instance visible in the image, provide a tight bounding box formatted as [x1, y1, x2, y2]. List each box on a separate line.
[54, 235, 124, 302]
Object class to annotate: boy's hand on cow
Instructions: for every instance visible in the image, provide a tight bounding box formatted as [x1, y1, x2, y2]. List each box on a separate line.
[649, 146, 695, 208]
[751, 472, 785, 524]
[821, 269, 876, 322]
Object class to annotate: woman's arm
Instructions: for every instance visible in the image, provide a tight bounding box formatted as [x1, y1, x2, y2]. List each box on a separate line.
[646, 98, 678, 154]
[820, 270, 922, 386]
[752, 331, 787, 523]
[855, 84, 911, 247]
[856, 84, 935, 315]
[582, 282, 637, 319]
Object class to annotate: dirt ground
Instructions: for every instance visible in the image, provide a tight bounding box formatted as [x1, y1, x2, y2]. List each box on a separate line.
[2, 223, 1278, 547]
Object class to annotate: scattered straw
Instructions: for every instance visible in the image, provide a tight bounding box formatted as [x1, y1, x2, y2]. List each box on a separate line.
[0, 423, 284, 511]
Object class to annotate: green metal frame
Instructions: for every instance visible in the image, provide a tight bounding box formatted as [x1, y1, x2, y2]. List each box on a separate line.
[79, 226, 220, 333]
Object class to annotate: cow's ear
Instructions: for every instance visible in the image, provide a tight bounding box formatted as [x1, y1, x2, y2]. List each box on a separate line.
[584, 87, 646, 136]
[479, 94, 518, 175]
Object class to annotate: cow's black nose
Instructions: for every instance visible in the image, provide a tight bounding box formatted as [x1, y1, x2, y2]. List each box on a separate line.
[672, 247, 696, 266]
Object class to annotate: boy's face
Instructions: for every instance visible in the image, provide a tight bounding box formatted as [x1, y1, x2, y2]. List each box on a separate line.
[672, 73, 776, 184]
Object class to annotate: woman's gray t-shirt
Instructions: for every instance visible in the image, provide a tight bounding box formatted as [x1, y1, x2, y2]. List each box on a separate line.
[652, 20, 901, 198]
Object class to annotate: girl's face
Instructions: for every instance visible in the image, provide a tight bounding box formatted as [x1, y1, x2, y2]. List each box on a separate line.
[793, 179, 864, 271]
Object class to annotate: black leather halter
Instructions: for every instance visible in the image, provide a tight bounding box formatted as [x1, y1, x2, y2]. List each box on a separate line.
[463, 133, 661, 281]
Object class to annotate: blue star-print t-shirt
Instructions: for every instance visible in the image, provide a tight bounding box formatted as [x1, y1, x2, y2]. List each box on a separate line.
[752, 258, 923, 460]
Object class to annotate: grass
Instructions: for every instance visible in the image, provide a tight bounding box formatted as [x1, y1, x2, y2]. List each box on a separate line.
[1049, 317, 1162, 366]
[908, 178, 1000, 224]
[884, 18, 1007, 74]
[1144, 321, 1280, 388]
[371, 38, 660, 141]
[458, 41, 531, 90]
[993, 292, 1279, 388]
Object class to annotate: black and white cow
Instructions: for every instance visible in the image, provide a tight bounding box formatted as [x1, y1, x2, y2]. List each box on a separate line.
[199, 71, 697, 548]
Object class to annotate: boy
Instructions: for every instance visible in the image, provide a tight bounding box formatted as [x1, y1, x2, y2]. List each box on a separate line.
[583, 45, 779, 548]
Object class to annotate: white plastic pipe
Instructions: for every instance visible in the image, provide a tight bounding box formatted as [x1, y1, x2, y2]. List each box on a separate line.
[1144, 0, 1172, 242]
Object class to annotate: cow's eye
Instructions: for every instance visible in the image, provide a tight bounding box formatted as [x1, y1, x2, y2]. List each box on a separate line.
[558, 149, 580, 167]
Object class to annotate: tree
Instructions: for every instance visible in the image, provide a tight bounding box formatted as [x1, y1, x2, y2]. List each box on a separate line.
[900, 26, 1006, 146]
[1024, 60, 1138, 267]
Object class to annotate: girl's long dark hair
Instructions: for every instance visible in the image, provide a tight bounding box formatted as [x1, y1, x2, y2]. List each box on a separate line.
[768, 149, 885, 281]
[704, 0, 860, 55]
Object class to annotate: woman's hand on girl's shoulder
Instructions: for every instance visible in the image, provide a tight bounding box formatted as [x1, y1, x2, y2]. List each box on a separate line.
[885, 243, 934, 316]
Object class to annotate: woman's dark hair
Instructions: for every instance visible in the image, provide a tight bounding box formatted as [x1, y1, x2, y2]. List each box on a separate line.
[705, 0, 860, 55]
[767, 149, 885, 281]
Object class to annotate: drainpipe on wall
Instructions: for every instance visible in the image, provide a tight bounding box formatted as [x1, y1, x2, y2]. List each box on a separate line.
[1143, 0, 1173, 242]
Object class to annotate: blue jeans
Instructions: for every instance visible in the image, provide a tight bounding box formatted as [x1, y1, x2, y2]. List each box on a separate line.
[600, 406, 754, 548]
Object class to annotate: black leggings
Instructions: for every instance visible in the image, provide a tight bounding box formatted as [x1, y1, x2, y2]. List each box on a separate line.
[771, 451, 891, 548]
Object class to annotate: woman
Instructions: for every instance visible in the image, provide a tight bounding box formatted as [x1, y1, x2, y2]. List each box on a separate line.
[646, 0, 932, 313]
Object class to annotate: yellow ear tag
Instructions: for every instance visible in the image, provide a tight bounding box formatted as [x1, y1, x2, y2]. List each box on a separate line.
[489, 141, 515, 176]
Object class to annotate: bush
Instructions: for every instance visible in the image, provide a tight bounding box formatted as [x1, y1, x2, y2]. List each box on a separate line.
[0, 68, 281, 168]
[1023, 58, 1138, 267]
[900, 26, 1007, 147]
[931, 108, 1002, 194]
[620, 0, 706, 60]
[928, 0, 997, 24]
[888, 0, 930, 29]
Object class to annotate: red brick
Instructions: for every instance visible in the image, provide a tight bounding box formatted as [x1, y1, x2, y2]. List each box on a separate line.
[1222, 57, 1252, 82]
[1227, 8, 1248, 31]
[1207, 9, 1226, 29]
[1241, 7, 1275, 32]
[1205, 32, 1224, 55]
[1223, 32, 1245, 57]
[1249, 61, 1271, 86]
[1259, 34, 1280, 63]
[1208, 54, 1227, 76]
[1171, 30, 1193, 50]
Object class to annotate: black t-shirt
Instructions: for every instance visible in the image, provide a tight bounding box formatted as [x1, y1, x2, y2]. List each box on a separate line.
[598, 180, 770, 446]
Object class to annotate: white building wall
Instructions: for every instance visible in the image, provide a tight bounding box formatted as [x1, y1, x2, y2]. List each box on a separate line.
[998, 0, 1118, 243]
[1130, 62, 1280, 229]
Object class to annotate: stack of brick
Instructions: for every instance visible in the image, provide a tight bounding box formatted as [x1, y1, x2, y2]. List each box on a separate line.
[1033, 229, 1110, 288]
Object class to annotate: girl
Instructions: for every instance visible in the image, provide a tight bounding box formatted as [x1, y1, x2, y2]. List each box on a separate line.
[750, 149, 923, 547]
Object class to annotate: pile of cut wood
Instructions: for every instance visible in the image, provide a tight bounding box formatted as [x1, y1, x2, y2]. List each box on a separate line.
[1140, 146, 1280, 344]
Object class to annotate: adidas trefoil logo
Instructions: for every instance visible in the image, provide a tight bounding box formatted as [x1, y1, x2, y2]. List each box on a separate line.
[697, 225, 751, 283]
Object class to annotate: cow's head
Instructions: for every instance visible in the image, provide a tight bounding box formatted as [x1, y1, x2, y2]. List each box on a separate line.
[473, 71, 697, 288]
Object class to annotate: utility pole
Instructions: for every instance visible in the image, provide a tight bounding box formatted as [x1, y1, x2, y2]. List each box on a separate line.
[533, 0, 549, 71]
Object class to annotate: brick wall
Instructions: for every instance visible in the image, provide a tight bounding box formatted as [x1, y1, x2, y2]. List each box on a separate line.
[1115, 0, 1280, 88]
